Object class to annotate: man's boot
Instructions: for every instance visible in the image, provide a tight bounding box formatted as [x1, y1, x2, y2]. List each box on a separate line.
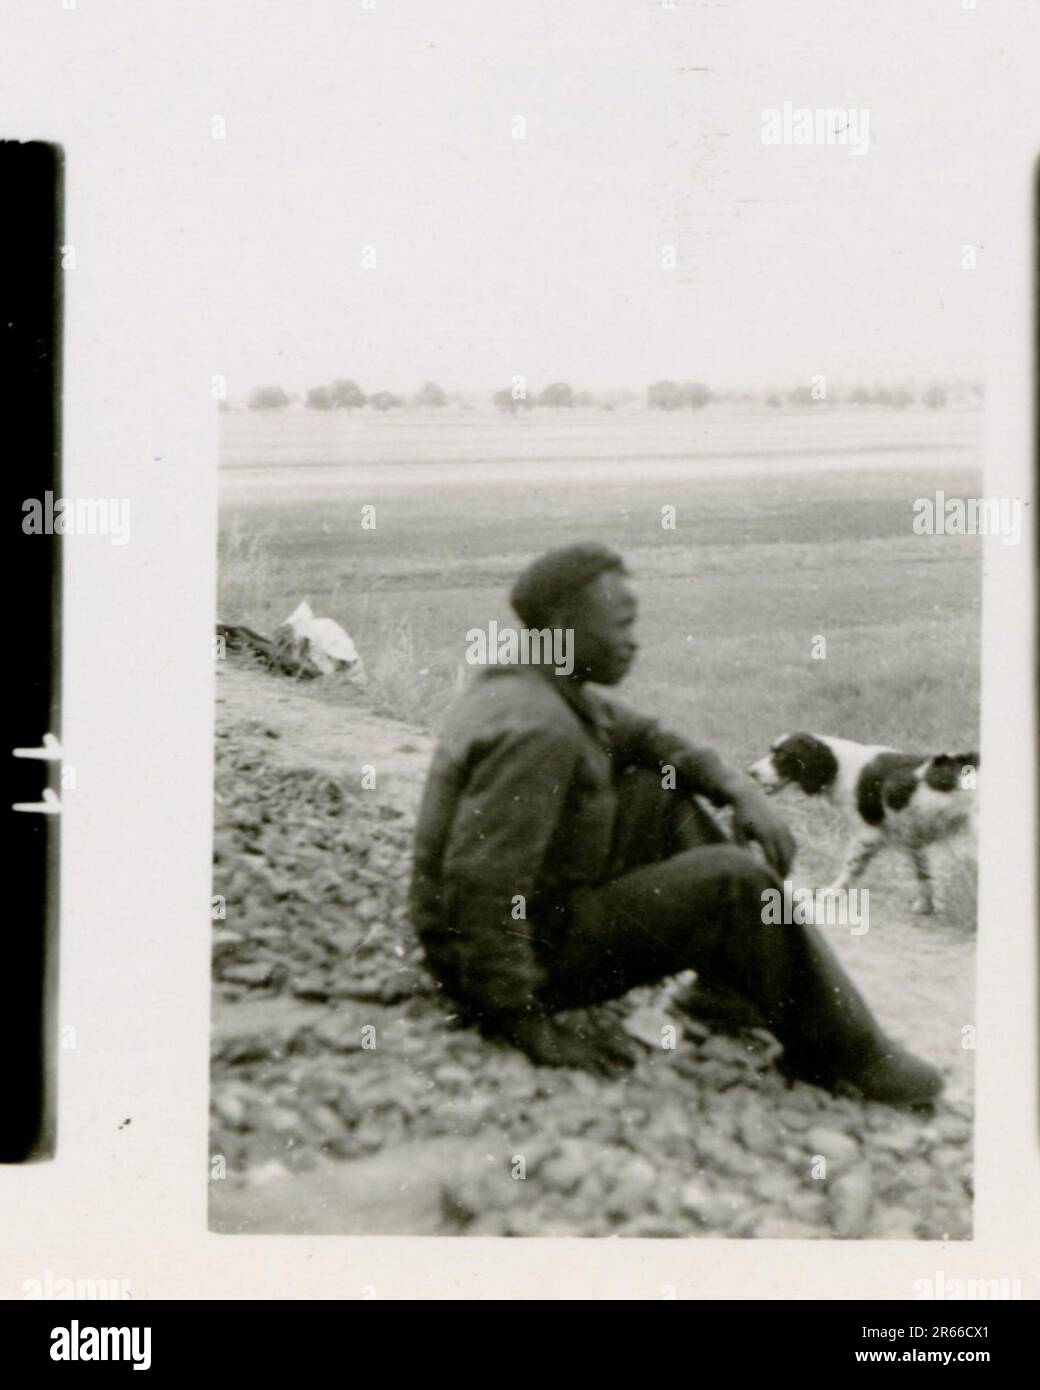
[838, 1038, 944, 1111]
[778, 1034, 944, 1112]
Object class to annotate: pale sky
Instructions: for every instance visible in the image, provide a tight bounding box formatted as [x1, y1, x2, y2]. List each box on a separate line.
[12, 0, 1009, 397]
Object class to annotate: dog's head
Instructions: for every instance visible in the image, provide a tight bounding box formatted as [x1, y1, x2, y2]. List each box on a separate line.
[923, 751, 979, 793]
[748, 732, 840, 797]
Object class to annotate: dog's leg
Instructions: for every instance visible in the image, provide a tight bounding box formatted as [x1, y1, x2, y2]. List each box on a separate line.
[909, 846, 935, 915]
[825, 833, 883, 894]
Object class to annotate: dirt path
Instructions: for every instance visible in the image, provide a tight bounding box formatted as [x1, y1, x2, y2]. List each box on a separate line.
[209, 661, 973, 1239]
[215, 663, 433, 815]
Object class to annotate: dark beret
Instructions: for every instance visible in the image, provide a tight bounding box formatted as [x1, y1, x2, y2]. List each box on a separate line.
[510, 543, 627, 627]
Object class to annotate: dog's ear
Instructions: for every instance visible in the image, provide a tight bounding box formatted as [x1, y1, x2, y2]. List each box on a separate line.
[773, 733, 838, 795]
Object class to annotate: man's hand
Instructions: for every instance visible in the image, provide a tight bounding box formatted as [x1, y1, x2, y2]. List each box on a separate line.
[494, 1011, 636, 1078]
[731, 789, 796, 877]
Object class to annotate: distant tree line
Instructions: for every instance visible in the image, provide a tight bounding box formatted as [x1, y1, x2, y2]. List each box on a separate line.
[246, 380, 450, 412]
[767, 383, 952, 409]
[247, 385, 291, 410]
[244, 378, 973, 413]
[646, 381, 711, 410]
[489, 380, 960, 412]
[492, 382, 597, 412]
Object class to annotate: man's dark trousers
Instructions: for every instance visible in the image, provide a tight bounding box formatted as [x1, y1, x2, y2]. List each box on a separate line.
[535, 768, 890, 1086]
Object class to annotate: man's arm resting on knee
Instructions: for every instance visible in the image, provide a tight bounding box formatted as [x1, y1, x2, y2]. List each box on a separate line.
[604, 702, 796, 874]
[604, 700, 760, 804]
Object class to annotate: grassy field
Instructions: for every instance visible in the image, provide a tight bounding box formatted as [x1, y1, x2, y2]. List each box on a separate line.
[218, 404, 982, 931]
[218, 406, 981, 741]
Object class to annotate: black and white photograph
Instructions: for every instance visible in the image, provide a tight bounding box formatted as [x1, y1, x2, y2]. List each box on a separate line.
[207, 1, 988, 1242]
[2, 0, 1038, 1318]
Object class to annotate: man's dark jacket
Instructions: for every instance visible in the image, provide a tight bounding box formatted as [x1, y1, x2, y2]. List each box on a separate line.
[409, 666, 738, 1021]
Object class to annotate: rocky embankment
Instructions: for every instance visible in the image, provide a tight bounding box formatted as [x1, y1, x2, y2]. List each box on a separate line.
[210, 663, 972, 1239]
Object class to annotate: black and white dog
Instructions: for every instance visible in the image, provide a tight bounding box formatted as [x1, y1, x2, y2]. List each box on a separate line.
[748, 733, 978, 914]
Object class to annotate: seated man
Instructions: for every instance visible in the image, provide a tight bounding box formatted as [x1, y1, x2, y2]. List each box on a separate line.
[409, 542, 942, 1110]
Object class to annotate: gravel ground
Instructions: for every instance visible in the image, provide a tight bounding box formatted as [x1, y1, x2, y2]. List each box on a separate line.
[210, 673, 973, 1239]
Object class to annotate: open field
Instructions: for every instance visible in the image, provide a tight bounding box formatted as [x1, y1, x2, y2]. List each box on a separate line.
[212, 405, 981, 1236]
[219, 405, 981, 793]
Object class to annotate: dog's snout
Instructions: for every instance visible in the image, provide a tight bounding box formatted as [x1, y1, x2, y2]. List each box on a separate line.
[747, 755, 778, 786]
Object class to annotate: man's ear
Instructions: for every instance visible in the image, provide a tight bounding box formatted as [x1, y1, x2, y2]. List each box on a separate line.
[545, 596, 578, 633]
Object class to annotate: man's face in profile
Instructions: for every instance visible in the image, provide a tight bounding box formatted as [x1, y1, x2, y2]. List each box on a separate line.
[558, 568, 638, 685]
